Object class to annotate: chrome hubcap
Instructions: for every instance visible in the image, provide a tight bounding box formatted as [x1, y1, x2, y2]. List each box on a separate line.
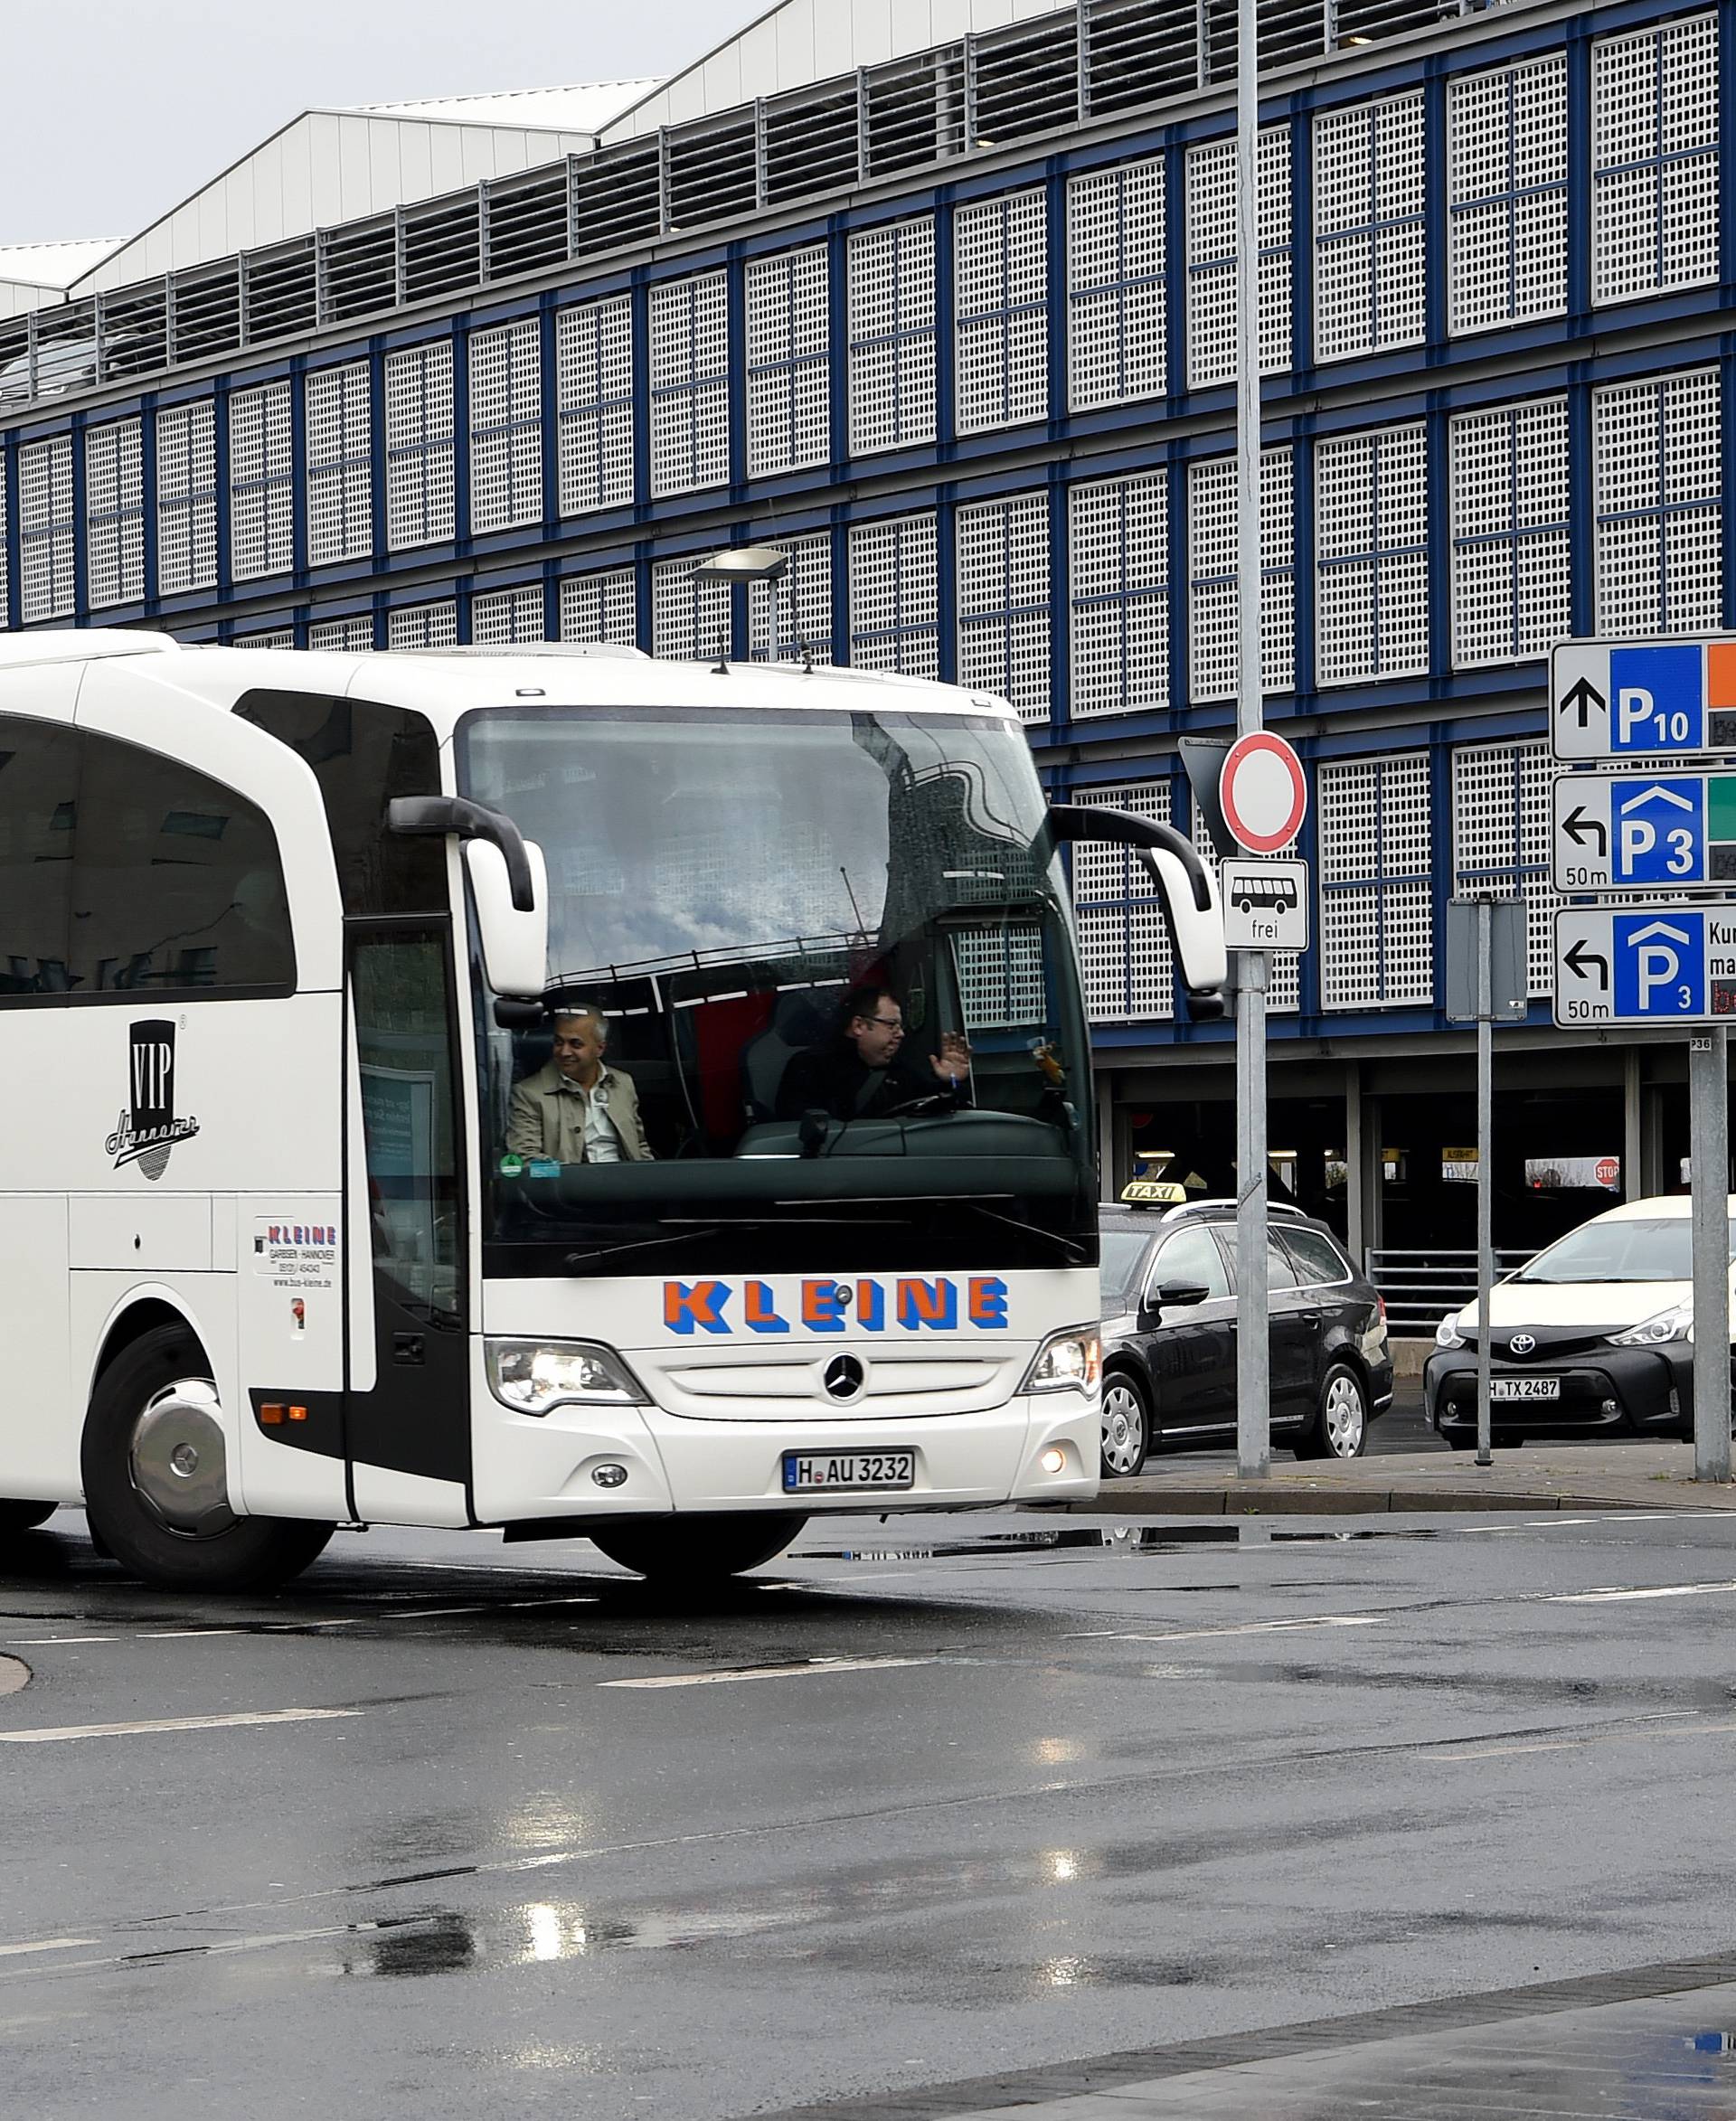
[129, 1379, 235, 1537]
[1323, 1374, 1365, 1458]
[1101, 1385, 1146, 1475]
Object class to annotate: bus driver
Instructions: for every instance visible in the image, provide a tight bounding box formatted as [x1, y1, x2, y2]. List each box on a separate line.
[507, 1005, 653, 1164]
[777, 985, 970, 1122]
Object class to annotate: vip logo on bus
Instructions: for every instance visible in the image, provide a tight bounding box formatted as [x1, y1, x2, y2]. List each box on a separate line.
[105, 1019, 201, 1181]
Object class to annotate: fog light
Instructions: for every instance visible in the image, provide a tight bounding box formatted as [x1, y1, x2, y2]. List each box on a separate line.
[1040, 1447, 1067, 1475]
[1601, 1399, 1618, 1418]
[591, 1463, 628, 1489]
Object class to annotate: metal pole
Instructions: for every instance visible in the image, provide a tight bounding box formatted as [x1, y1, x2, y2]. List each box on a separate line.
[1689, 1030, 1731, 1483]
[1475, 900, 1493, 1468]
[1233, 0, 1269, 1481]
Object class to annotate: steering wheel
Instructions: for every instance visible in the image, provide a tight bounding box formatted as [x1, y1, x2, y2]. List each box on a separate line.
[879, 1090, 956, 1120]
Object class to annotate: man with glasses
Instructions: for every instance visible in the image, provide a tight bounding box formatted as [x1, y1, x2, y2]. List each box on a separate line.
[776, 985, 970, 1122]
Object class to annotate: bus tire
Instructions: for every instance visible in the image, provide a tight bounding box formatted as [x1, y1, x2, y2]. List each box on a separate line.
[81, 1324, 335, 1593]
[0, 1500, 56, 1533]
[587, 1513, 806, 1585]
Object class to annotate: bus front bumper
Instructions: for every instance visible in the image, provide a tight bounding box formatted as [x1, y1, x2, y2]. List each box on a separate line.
[471, 1381, 1101, 1523]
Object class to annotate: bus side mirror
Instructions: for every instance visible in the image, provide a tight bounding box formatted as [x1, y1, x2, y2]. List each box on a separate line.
[464, 838, 549, 1000]
[1046, 805, 1229, 1013]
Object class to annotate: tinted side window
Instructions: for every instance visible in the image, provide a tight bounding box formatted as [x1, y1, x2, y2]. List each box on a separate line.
[1282, 1229, 1352, 1287]
[1266, 1237, 1298, 1289]
[233, 691, 446, 915]
[71, 732, 294, 995]
[0, 715, 77, 995]
[1149, 1225, 1231, 1300]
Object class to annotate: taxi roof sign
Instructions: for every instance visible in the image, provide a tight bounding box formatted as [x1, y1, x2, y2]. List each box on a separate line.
[1119, 1179, 1187, 1207]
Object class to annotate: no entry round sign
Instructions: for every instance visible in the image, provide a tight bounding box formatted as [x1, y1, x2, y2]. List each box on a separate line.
[1220, 731, 1307, 854]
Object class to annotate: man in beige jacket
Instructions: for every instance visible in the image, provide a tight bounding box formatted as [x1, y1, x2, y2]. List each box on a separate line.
[506, 1006, 653, 1164]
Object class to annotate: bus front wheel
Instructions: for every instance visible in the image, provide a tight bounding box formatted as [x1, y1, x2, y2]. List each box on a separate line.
[82, 1324, 335, 1593]
[588, 1513, 807, 1586]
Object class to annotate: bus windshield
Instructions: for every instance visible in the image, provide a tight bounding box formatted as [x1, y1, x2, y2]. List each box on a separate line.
[458, 703, 1094, 1275]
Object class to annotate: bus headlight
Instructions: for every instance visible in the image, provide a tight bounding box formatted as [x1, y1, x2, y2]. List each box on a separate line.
[1019, 1326, 1102, 1396]
[486, 1339, 649, 1415]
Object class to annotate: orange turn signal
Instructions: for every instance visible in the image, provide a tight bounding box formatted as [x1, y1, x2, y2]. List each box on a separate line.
[259, 1403, 285, 1425]
[288, 1405, 308, 1423]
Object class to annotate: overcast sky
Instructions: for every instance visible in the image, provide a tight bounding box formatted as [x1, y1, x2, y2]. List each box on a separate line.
[5, 1, 759, 250]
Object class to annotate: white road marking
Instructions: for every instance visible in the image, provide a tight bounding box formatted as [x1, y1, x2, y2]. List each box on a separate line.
[0, 1707, 363, 1745]
[137, 1629, 244, 1639]
[1069, 1615, 1385, 1645]
[4, 1637, 108, 1646]
[1546, 1579, 1736, 1604]
[0, 1937, 98, 1958]
[600, 1654, 941, 1691]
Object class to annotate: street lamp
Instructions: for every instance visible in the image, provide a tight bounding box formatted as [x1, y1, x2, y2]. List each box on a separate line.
[695, 543, 790, 668]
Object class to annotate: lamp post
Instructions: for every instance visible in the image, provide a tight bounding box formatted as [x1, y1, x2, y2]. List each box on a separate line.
[694, 543, 790, 665]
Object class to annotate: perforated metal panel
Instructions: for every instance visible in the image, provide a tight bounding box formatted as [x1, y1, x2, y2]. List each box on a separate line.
[1185, 128, 1291, 386]
[748, 534, 834, 663]
[1189, 799, 1299, 1010]
[651, 556, 732, 661]
[1069, 472, 1167, 719]
[85, 419, 143, 611]
[469, 319, 542, 535]
[385, 343, 455, 551]
[952, 922, 1045, 1032]
[1314, 93, 1426, 363]
[559, 569, 637, 646]
[1316, 424, 1429, 686]
[307, 615, 375, 651]
[386, 602, 458, 650]
[955, 190, 1049, 435]
[847, 514, 939, 676]
[1451, 739, 1554, 998]
[1594, 369, 1722, 636]
[746, 246, 829, 478]
[1448, 57, 1568, 335]
[306, 363, 372, 566]
[236, 628, 296, 649]
[471, 584, 546, 645]
[229, 381, 293, 583]
[19, 436, 73, 623]
[649, 273, 729, 498]
[1071, 781, 1176, 1024]
[1592, 14, 1719, 306]
[1186, 448, 1296, 701]
[1068, 158, 1165, 412]
[556, 297, 634, 518]
[847, 219, 937, 456]
[0, 478, 8, 627]
[1318, 751, 1433, 1009]
[1449, 399, 1570, 668]
[156, 401, 216, 597]
[957, 494, 1052, 722]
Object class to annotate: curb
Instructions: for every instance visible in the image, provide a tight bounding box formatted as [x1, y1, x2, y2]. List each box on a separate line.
[1064, 1482, 1736, 1516]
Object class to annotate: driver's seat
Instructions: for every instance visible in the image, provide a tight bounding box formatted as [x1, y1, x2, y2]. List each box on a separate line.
[740, 991, 834, 1122]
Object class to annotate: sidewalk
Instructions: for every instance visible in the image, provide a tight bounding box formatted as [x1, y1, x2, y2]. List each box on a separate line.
[1068, 1438, 1736, 1515]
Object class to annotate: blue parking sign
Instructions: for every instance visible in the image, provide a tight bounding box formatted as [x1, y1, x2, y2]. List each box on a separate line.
[1610, 777, 1706, 882]
[1609, 646, 1704, 753]
[1612, 911, 1706, 1016]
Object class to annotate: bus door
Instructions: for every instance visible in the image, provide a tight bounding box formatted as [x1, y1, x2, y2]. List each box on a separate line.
[344, 921, 471, 1520]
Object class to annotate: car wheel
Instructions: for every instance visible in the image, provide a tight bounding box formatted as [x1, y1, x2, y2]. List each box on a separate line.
[1099, 1373, 1151, 1479]
[81, 1324, 335, 1592]
[1294, 1362, 1368, 1461]
[0, 1500, 56, 1534]
[587, 1513, 806, 1585]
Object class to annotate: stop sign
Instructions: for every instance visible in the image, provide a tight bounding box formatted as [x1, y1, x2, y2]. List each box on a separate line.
[1595, 1155, 1620, 1188]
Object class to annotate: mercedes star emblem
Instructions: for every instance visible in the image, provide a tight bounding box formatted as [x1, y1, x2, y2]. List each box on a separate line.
[823, 1353, 865, 1402]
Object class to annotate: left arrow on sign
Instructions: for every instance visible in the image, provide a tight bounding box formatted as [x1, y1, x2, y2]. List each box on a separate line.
[1561, 805, 1607, 855]
[1564, 938, 1609, 986]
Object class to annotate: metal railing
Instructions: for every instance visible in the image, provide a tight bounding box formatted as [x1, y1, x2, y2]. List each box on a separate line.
[1366, 1247, 1535, 1334]
[0, 0, 1505, 415]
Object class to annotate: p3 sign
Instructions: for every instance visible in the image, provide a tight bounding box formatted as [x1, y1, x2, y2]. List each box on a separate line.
[1552, 638, 1736, 762]
[1552, 906, 1736, 1027]
[1551, 773, 1722, 891]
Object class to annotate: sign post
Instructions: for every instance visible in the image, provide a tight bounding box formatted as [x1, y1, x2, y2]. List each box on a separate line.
[1445, 899, 1527, 1467]
[1552, 636, 1736, 1481]
[1220, 731, 1308, 1484]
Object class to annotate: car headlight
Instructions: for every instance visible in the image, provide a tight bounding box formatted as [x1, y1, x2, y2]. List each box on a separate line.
[1607, 1304, 1694, 1347]
[1435, 1314, 1467, 1350]
[1019, 1325, 1102, 1396]
[486, 1338, 649, 1415]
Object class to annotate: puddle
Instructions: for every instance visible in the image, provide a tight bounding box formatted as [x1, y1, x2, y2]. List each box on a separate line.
[354, 1912, 476, 1978]
[798, 1525, 1239, 1563]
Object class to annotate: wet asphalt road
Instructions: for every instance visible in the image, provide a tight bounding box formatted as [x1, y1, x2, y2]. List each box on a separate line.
[6, 1426, 1736, 2118]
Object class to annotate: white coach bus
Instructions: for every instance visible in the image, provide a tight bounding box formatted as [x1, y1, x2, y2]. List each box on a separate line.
[0, 633, 1224, 1591]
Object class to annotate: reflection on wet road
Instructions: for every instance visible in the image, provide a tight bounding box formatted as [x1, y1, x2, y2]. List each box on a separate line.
[4, 1500, 1736, 2119]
